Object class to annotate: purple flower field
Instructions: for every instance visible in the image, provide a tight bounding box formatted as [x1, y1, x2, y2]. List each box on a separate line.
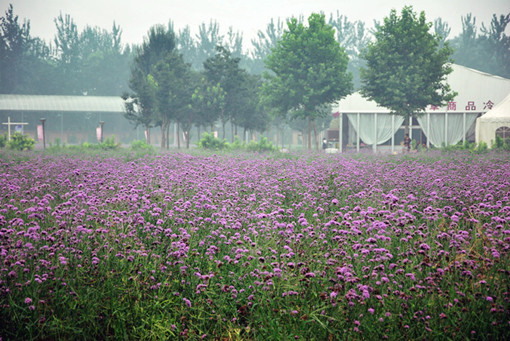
[1, 151, 509, 340]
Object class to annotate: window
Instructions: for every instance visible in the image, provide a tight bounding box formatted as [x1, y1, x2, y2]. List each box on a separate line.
[496, 126, 510, 142]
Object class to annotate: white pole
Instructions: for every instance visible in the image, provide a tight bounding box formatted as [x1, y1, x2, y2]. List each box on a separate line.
[462, 112, 466, 143]
[410, 116, 413, 140]
[174, 122, 177, 147]
[427, 113, 430, 148]
[391, 114, 395, 154]
[373, 113, 377, 153]
[339, 113, 343, 153]
[445, 112, 448, 146]
[357, 112, 360, 152]
[7, 116, 10, 141]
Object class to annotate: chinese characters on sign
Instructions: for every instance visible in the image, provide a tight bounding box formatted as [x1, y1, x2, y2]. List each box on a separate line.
[483, 100, 494, 110]
[465, 101, 476, 110]
[429, 100, 493, 111]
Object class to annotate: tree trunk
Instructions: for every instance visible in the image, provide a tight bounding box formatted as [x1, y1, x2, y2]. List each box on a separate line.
[307, 116, 312, 150]
[166, 123, 170, 149]
[313, 121, 318, 150]
[145, 125, 150, 144]
[177, 122, 181, 149]
[160, 123, 166, 149]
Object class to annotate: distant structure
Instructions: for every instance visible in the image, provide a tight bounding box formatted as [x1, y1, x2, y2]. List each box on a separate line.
[0, 95, 138, 145]
[330, 64, 510, 152]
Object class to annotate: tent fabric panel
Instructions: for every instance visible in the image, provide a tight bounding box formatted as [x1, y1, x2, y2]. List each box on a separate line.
[346, 113, 404, 145]
[417, 112, 478, 147]
[476, 119, 510, 145]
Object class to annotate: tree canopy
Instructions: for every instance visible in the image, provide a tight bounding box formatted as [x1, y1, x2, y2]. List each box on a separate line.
[360, 6, 456, 131]
[262, 13, 352, 149]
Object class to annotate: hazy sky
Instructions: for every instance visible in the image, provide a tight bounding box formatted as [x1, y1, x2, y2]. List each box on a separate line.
[5, 0, 510, 52]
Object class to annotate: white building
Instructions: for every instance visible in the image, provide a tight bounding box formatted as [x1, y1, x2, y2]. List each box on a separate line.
[333, 64, 510, 152]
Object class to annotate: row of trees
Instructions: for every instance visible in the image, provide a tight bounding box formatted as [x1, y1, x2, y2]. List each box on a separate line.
[3, 3, 508, 95]
[125, 7, 458, 151]
[1, 4, 509, 149]
[122, 26, 267, 149]
[0, 5, 132, 95]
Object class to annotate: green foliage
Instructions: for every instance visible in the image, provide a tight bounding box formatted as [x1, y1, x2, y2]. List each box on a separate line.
[130, 139, 154, 152]
[451, 13, 510, 79]
[230, 135, 244, 150]
[476, 141, 488, 153]
[493, 135, 510, 151]
[440, 140, 490, 154]
[203, 46, 251, 139]
[263, 13, 352, 116]
[99, 136, 120, 150]
[246, 136, 278, 152]
[360, 6, 457, 127]
[7, 132, 35, 151]
[198, 132, 230, 150]
[0, 134, 7, 148]
[198, 132, 279, 153]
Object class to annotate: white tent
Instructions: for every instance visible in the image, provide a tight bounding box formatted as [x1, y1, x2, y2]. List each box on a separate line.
[333, 64, 510, 152]
[476, 92, 510, 146]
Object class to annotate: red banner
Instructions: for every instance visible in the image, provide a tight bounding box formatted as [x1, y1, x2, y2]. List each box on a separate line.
[37, 124, 43, 142]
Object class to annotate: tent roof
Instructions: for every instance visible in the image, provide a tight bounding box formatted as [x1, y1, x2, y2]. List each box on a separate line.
[0, 94, 126, 113]
[478, 92, 510, 123]
[335, 64, 510, 114]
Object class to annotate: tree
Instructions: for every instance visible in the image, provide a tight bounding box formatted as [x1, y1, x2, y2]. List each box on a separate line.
[328, 12, 371, 89]
[236, 74, 269, 139]
[262, 13, 352, 150]
[53, 13, 81, 94]
[478, 13, 510, 78]
[78, 23, 131, 95]
[152, 53, 193, 149]
[190, 78, 225, 138]
[450, 14, 480, 71]
[434, 17, 451, 49]
[122, 71, 157, 144]
[249, 18, 286, 74]
[360, 6, 456, 133]
[203, 45, 248, 140]
[195, 20, 224, 70]
[125, 24, 176, 145]
[177, 25, 198, 68]
[0, 4, 38, 93]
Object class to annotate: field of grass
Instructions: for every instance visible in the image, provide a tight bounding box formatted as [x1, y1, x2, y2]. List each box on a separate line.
[0, 150, 509, 340]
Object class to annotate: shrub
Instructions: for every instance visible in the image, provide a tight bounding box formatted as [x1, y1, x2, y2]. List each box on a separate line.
[130, 139, 154, 151]
[475, 141, 488, 153]
[230, 136, 244, 150]
[7, 132, 35, 151]
[198, 132, 229, 150]
[246, 136, 278, 152]
[100, 136, 120, 150]
[493, 135, 510, 151]
[0, 134, 6, 148]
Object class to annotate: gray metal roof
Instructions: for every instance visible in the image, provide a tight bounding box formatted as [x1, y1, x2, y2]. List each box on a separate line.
[0, 94, 126, 113]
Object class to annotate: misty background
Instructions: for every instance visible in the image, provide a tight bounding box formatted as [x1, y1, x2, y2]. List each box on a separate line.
[0, 1, 509, 148]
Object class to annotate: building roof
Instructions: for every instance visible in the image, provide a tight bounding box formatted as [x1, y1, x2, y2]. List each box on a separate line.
[334, 64, 510, 114]
[478, 92, 510, 123]
[0, 94, 126, 113]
